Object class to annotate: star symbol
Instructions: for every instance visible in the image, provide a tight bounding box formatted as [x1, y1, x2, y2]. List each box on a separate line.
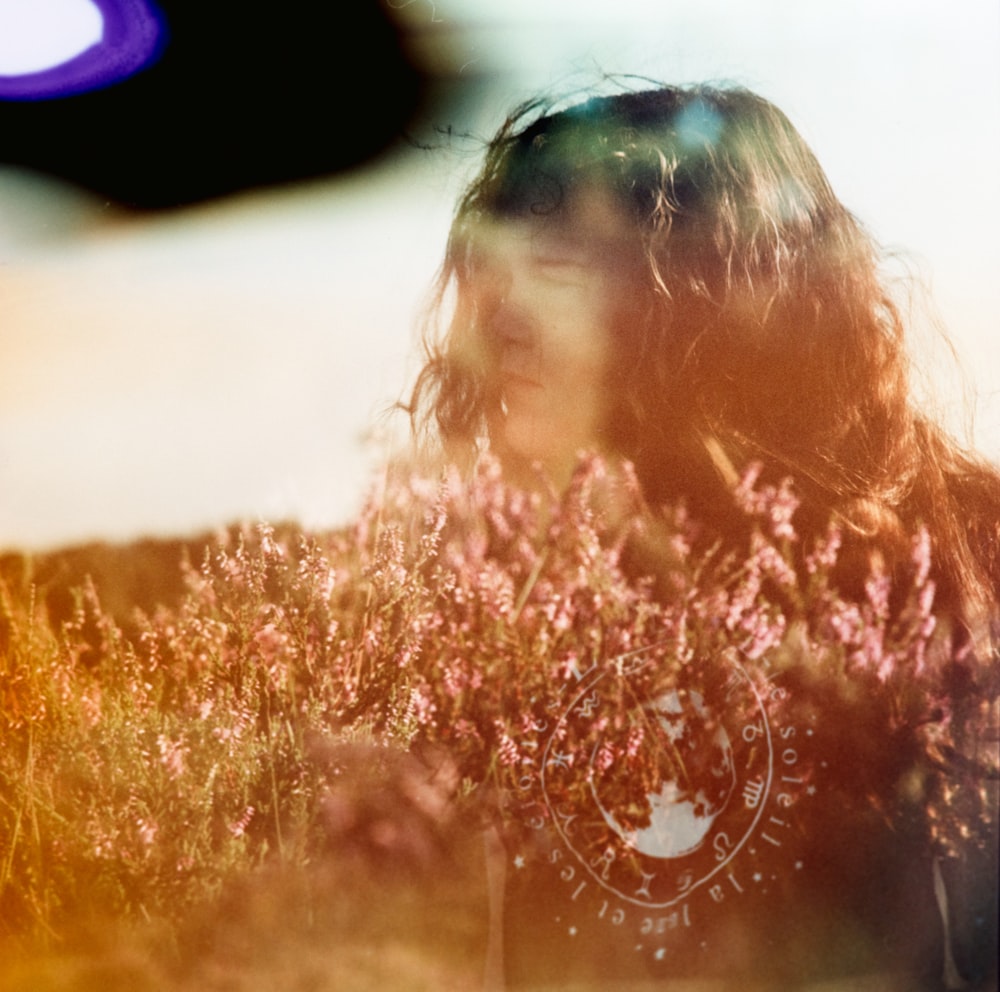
[753, 872, 763, 883]
[654, 948, 666, 961]
[806, 785, 817, 796]
[794, 861, 804, 870]
[513, 855, 526, 869]
[568, 926, 578, 937]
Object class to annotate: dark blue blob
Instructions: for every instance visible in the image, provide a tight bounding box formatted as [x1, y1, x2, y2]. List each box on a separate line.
[0, 0, 167, 101]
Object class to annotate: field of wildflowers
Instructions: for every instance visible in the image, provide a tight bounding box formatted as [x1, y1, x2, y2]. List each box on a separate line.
[1, 457, 996, 989]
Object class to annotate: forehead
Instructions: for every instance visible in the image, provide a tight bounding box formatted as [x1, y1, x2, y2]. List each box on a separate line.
[470, 186, 634, 261]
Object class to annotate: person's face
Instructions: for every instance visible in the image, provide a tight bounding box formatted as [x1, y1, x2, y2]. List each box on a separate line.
[475, 192, 631, 488]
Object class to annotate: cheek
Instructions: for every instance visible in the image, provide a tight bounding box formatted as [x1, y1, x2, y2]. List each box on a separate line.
[560, 341, 609, 391]
[540, 288, 614, 374]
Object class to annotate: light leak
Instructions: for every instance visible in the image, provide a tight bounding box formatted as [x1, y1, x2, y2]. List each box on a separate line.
[0, 0, 166, 99]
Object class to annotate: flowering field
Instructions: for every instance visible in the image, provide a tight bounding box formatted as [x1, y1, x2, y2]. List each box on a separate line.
[1, 458, 996, 990]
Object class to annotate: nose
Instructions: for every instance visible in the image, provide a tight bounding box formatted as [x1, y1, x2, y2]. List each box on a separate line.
[491, 296, 536, 347]
[490, 256, 543, 345]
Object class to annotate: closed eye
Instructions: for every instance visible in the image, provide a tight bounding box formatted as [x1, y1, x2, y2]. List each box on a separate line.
[531, 253, 591, 283]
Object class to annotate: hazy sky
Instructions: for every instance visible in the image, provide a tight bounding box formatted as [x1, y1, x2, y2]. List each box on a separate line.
[2, 0, 998, 551]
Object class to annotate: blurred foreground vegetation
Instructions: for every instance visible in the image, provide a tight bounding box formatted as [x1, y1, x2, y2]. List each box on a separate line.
[1, 459, 995, 990]
[0, 525, 487, 990]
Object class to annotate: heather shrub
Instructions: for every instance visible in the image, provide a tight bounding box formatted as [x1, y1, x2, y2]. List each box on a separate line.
[0, 456, 995, 984]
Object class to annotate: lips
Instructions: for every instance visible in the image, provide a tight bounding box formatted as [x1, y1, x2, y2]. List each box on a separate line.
[501, 367, 543, 390]
[500, 377, 544, 422]
[500, 360, 546, 409]
[498, 340, 543, 385]
[498, 358, 545, 414]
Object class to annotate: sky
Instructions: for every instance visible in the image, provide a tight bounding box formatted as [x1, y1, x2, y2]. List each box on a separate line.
[1, 0, 998, 552]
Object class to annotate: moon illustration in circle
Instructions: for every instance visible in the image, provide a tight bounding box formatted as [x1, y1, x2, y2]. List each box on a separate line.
[592, 689, 736, 859]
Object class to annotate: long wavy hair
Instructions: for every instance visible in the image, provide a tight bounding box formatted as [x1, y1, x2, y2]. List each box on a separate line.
[408, 83, 1000, 637]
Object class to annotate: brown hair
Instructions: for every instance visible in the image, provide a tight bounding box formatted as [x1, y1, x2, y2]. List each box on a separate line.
[408, 84, 1000, 634]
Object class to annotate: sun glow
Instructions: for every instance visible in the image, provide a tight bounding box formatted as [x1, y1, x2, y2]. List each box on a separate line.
[0, 0, 104, 75]
[0, 0, 164, 99]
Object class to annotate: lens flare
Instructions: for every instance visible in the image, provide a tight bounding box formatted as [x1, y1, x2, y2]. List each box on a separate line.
[674, 98, 723, 152]
[0, 0, 166, 100]
[0, 0, 103, 75]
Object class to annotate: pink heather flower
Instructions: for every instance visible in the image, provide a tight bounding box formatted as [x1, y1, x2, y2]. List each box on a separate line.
[477, 563, 516, 620]
[60, 447, 972, 880]
[854, 623, 888, 677]
[875, 649, 897, 683]
[912, 527, 932, 588]
[733, 464, 800, 540]
[516, 713, 542, 738]
[442, 663, 467, 699]
[752, 536, 797, 586]
[258, 524, 284, 562]
[546, 598, 574, 634]
[136, 817, 158, 846]
[339, 678, 359, 709]
[228, 806, 255, 838]
[741, 611, 787, 661]
[625, 726, 645, 758]
[725, 568, 763, 632]
[557, 652, 581, 681]
[494, 722, 520, 767]
[410, 687, 437, 726]
[918, 582, 938, 639]
[157, 734, 187, 779]
[734, 463, 765, 512]
[827, 600, 863, 645]
[267, 659, 291, 694]
[454, 718, 481, 742]
[865, 568, 891, 621]
[768, 479, 800, 541]
[80, 687, 102, 727]
[594, 743, 616, 774]
[253, 621, 286, 658]
[806, 523, 842, 574]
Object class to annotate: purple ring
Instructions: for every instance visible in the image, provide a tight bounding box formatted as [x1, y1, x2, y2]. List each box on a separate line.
[0, 0, 167, 101]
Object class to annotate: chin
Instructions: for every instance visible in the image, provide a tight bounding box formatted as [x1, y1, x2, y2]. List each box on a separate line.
[499, 435, 572, 492]
[503, 421, 557, 466]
